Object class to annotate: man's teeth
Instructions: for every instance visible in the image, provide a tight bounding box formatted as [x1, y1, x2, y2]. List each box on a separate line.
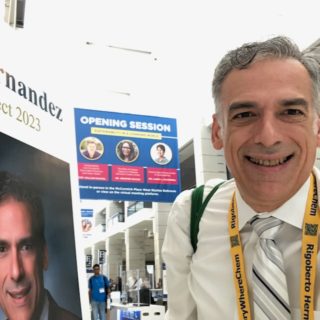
[9, 289, 28, 299]
[12, 293, 24, 298]
[249, 157, 287, 166]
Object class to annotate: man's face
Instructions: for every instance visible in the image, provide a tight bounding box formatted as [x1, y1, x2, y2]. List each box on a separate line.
[0, 198, 48, 320]
[212, 58, 320, 212]
[87, 142, 97, 154]
[157, 147, 164, 157]
[93, 266, 100, 276]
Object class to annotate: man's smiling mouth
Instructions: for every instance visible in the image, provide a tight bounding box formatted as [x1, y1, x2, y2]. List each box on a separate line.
[8, 287, 30, 300]
[246, 154, 294, 167]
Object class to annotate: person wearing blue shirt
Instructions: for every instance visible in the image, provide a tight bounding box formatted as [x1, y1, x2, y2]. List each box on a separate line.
[88, 264, 110, 320]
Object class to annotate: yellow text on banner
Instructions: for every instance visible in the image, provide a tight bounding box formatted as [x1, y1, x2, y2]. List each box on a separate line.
[91, 127, 162, 140]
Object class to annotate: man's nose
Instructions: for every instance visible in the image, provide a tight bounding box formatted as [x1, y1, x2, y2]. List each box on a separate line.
[253, 114, 282, 147]
[10, 249, 24, 281]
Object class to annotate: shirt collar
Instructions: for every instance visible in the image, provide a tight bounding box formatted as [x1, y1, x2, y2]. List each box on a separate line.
[236, 174, 312, 230]
[39, 291, 49, 320]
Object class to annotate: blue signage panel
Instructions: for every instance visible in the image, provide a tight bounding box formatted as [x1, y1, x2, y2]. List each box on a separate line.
[74, 108, 181, 202]
[118, 310, 141, 320]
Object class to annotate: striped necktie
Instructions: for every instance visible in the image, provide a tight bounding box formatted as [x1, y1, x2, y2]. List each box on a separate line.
[250, 216, 291, 320]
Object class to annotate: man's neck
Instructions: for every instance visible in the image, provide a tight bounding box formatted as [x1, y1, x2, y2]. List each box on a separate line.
[238, 176, 311, 213]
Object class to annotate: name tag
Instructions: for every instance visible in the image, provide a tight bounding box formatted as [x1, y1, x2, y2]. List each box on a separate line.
[99, 288, 105, 293]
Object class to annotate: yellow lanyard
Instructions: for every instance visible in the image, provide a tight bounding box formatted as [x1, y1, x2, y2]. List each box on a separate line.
[228, 174, 320, 320]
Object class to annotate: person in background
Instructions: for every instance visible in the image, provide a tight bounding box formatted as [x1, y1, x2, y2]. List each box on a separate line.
[88, 264, 110, 320]
[115, 276, 122, 292]
[162, 36, 320, 319]
[0, 171, 80, 320]
[139, 278, 151, 305]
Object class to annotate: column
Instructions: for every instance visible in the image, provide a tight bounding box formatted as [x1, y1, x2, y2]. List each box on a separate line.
[153, 202, 171, 286]
[125, 228, 146, 278]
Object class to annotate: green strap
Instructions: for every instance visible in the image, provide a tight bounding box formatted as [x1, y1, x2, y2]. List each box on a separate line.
[190, 182, 224, 252]
[190, 185, 204, 252]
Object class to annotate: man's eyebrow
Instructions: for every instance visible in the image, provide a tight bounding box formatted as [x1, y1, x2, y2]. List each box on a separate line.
[228, 98, 309, 111]
[0, 239, 9, 246]
[0, 236, 34, 246]
[19, 236, 35, 244]
[228, 101, 257, 112]
[280, 98, 309, 109]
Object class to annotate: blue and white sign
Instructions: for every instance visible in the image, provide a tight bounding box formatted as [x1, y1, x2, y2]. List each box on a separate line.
[74, 108, 180, 202]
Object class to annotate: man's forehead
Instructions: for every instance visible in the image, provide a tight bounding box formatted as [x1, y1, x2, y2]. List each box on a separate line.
[0, 198, 33, 224]
[219, 59, 313, 108]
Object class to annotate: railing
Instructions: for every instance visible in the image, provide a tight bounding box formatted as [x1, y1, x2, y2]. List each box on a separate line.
[106, 212, 125, 229]
[127, 201, 152, 217]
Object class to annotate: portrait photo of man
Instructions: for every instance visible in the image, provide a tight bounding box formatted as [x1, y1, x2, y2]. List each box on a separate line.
[0, 132, 82, 320]
[80, 137, 103, 161]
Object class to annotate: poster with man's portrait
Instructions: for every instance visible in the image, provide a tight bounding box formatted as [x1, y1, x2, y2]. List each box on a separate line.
[0, 132, 81, 319]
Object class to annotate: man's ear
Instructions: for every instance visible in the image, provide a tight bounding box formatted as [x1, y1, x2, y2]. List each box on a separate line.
[211, 114, 224, 150]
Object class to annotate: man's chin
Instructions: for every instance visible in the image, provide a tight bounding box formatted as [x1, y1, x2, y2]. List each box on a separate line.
[6, 306, 34, 320]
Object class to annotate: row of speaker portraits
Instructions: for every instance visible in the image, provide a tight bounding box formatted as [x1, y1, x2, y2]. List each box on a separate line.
[79, 136, 173, 165]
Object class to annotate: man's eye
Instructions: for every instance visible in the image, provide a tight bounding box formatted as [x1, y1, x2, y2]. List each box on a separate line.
[283, 109, 304, 116]
[233, 111, 256, 119]
[21, 244, 33, 251]
[280, 108, 307, 122]
[0, 245, 7, 254]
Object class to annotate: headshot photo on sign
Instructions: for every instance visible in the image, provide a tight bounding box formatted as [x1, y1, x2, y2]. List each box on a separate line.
[116, 140, 139, 163]
[80, 137, 104, 160]
[151, 143, 172, 165]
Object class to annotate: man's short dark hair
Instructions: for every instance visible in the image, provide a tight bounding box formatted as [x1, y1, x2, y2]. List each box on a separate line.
[157, 144, 166, 152]
[0, 171, 45, 247]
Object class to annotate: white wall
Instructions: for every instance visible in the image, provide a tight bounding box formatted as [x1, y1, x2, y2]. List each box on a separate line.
[3, 0, 319, 146]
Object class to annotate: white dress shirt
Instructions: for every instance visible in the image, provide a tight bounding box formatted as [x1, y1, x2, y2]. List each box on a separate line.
[162, 167, 320, 320]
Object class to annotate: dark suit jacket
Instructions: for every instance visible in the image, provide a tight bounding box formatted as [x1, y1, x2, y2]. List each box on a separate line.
[82, 150, 101, 160]
[48, 291, 81, 320]
[5, 291, 81, 320]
